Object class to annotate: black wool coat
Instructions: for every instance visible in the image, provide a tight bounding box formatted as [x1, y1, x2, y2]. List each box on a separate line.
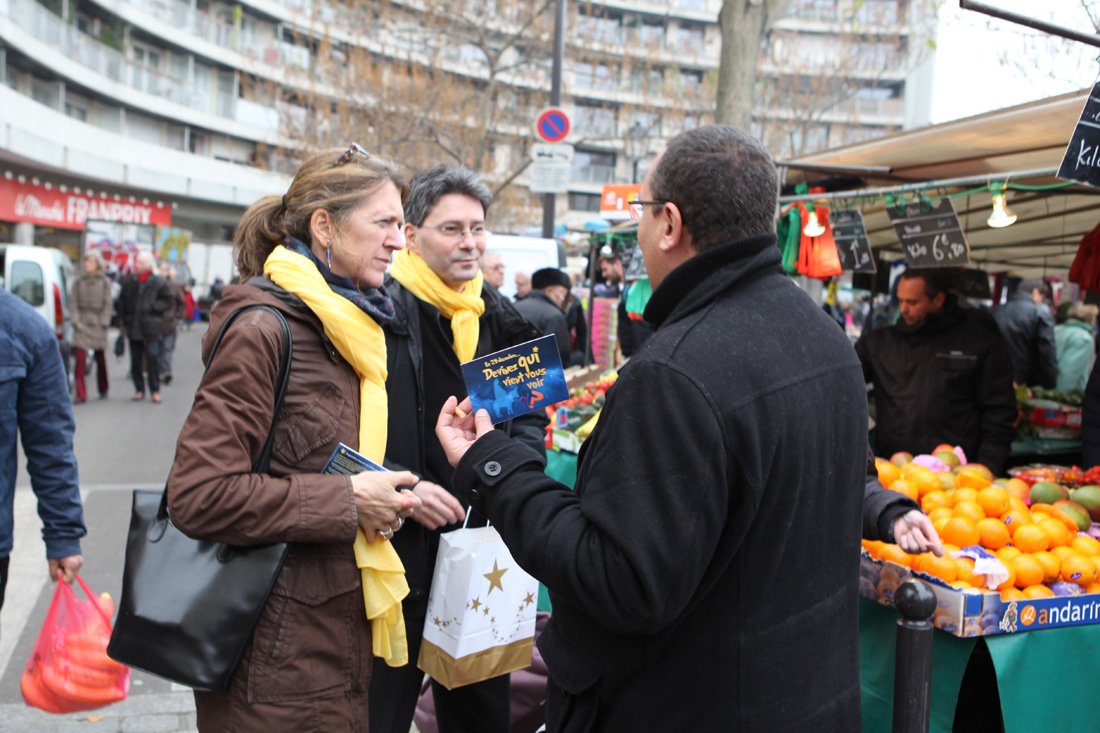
[452, 235, 868, 732]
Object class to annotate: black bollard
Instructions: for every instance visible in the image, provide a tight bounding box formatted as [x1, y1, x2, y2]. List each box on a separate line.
[892, 578, 936, 733]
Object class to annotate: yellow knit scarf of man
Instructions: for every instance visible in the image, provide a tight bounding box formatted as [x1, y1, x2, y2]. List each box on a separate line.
[263, 244, 410, 667]
[388, 248, 485, 362]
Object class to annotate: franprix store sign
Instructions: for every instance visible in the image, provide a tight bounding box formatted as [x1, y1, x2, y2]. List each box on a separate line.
[0, 178, 172, 230]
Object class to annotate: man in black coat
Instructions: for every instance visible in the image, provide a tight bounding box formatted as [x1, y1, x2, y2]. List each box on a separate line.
[514, 267, 572, 365]
[435, 125, 868, 732]
[992, 277, 1058, 388]
[856, 269, 1017, 475]
[371, 165, 547, 733]
[117, 251, 177, 403]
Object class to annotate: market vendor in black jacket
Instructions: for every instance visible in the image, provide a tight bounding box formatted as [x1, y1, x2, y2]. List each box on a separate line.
[435, 125, 868, 732]
[856, 269, 1017, 475]
[371, 165, 546, 733]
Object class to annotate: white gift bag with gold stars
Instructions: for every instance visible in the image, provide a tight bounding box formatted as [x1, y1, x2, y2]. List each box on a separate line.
[417, 524, 538, 689]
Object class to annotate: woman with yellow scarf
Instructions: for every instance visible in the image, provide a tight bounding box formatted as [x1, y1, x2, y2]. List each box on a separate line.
[166, 145, 422, 731]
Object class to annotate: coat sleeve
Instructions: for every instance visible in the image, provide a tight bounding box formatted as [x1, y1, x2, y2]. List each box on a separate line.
[99, 280, 114, 329]
[1035, 309, 1059, 389]
[854, 332, 874, 383]
[453, 361, 728, 635]
[19, 330, 85, 559]
[166, 312, 358, 546]
[973, 329, 1018, 475]
[862, 446, 918, 542]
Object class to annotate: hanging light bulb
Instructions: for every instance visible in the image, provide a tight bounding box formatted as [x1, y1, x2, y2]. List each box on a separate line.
[803, 209, 825, 237]
[987, 190, 1017, 228]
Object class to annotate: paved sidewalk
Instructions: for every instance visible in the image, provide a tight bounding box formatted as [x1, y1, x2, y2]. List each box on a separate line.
[0, 689, 195, 732]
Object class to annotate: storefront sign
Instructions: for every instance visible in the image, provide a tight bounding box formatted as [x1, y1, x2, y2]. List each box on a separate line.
[885, 197, 970, 268]
[599, 184, 641, 221]
[831, 209, 877, 273]
[1058, 81, 1100, 188]
[0, 178, 172, 231]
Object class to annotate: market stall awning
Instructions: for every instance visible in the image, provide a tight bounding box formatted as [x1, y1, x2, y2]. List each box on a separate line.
[779, 89, 1099, 277]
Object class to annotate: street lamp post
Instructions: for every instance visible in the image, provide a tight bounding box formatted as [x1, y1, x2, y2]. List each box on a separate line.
[624, 121, 648, 183]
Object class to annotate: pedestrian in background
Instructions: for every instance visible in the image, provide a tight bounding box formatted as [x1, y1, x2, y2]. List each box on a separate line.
[513, 271, 531, 301]
[993, 277, 1058, 388]
[1055, 302, 1098, 392]
[166, 144, 421, 731]
[156, 263, 186, 386]
[514, 267, 572, 365]
[0, 288, 86, 616]
[70, 250, 114, 403]
[117, 252, 177, 403]
[481, 250, 505, 290]
[436, 124, 868, 731]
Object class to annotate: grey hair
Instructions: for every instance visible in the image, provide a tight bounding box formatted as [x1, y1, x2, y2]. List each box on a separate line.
[82, 249, 106, 274]
[649, 125, 779, 252]
[405, 165, 492, 226]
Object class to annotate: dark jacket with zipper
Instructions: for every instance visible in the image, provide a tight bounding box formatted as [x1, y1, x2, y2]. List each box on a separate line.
[381, 277, 547, 618]
[449, 235, 867, 732]
[514, 290, 571, 365]
[856, 297, 1017, 475]
[118, 273, 177, 342]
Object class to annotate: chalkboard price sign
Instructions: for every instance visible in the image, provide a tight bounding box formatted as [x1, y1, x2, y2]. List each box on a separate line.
[1058, 81, 1100, 187]
[885, 197, 970, 268]
[831, 209, 877, 273]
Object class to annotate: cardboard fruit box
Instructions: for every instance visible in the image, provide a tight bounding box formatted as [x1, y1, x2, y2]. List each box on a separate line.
[860, 553, 1100, 637]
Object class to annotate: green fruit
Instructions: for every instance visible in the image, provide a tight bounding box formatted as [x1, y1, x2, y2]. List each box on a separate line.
[890, 452, 913, 467]
[1053, 500, 1092, 532]
[993, 478, 1008, 486]
[1030, 481, 1070, 505]
[934, 450, 961, 469]
[1070, 485, 1100, 522]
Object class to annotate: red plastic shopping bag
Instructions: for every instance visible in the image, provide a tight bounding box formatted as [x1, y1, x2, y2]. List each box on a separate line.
[21, 576, 130, 713]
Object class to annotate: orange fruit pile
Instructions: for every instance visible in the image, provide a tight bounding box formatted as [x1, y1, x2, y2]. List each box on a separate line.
[866, 451, 1100, 602]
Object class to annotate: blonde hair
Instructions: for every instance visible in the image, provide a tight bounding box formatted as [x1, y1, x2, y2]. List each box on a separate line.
[82, 249, 105, 275]
[1069, 302, 1099, 326]
[234, 146, 409, 278]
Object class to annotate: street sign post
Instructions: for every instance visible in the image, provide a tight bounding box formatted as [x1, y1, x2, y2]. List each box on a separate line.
[528, 143, 573, 194]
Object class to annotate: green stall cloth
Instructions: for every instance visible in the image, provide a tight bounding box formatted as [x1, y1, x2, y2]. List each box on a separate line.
[860, 598, 1100, 732]
[538, 449, 579, 612]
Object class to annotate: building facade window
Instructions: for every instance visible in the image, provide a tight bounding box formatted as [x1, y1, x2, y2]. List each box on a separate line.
[571, 148, 617, 185]
[568, 192, 602, 212]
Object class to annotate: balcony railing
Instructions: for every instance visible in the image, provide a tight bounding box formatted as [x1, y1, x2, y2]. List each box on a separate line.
[2, 0, 266, 126]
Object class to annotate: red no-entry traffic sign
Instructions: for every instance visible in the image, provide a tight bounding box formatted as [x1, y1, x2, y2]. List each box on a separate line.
[534, 107, 571, 143]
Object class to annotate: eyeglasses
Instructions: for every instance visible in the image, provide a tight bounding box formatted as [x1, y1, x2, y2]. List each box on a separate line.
[334, 142, 371, 166]
[426, 224, 489, 242]
[628, 197, 667, 221]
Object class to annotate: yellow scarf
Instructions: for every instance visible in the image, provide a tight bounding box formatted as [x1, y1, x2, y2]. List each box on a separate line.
[389, 248, 485, 362]
[263, 245, 410, 667]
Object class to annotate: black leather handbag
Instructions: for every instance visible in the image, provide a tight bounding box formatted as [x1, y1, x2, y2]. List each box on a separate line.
[107, 304, 293, 691]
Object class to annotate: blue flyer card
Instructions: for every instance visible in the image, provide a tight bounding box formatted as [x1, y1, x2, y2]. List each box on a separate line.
[460, 334, 568, 424]
[322, 442, 385, 475]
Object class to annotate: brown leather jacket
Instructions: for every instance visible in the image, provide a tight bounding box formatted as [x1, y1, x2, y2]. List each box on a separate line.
[167, 278, 372, 730]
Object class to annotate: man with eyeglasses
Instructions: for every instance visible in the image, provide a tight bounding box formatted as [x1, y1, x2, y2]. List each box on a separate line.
[481, 250, 506, 290]
[372, 165, 547, 733]
[434, 125, 867, 731]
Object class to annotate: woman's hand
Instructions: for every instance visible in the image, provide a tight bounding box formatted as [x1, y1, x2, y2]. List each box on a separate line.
[351, 470, 421, 541]
[407, 480, 466, 530]
[435, 396, 494, 468]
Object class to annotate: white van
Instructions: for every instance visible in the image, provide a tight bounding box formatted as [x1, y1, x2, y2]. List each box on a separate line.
[0, 244, 75, 363]
[486, 234, 564, 299]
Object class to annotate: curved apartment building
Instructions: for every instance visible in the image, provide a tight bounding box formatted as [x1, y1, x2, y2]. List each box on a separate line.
[0, 0, 931, 277]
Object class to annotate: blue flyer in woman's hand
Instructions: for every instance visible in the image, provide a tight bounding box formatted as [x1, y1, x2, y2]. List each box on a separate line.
[460, 334, 568, 424]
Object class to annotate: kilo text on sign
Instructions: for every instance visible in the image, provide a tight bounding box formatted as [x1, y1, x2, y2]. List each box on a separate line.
[1058, 81, 1100, 187]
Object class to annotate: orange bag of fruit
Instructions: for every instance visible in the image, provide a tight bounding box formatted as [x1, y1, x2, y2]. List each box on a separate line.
[21, 575, 130, 713]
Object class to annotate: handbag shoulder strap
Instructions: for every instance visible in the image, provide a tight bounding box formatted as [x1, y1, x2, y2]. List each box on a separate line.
[207, 304, 294, 473]
[159, 304, 293, 521]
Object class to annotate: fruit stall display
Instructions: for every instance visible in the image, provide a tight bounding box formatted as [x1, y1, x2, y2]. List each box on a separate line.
[546, 371, 618, 453]
[1015, 386, 1083, 441]
[862, 444, 1100, 637]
